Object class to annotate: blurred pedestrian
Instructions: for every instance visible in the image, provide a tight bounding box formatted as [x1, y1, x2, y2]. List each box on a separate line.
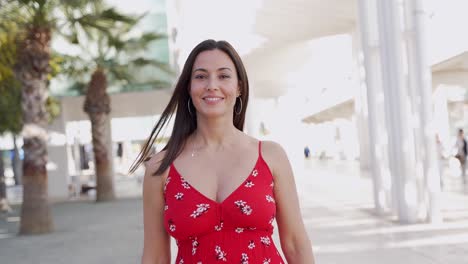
[304, 145, 310, 158]
[455, 129, 467, 184]
[436, 134, 445, 188]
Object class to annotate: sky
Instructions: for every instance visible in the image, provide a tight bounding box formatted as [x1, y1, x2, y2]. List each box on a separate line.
[426, 0, 468, 64]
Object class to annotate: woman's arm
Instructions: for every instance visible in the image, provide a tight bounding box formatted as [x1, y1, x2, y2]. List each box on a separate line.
[141, 152, 171, 264]
[262, 141, 315, 264]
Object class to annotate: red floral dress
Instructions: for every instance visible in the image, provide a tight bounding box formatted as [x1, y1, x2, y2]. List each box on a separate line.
[164, 142, 285, 263]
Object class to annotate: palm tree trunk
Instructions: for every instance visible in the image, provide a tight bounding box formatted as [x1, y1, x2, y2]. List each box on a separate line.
[84, 69, 115, 202]
[14, 25, 53, 234]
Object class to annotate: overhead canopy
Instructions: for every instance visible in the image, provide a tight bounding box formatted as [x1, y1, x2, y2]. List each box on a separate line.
[302, 99, 354, 124]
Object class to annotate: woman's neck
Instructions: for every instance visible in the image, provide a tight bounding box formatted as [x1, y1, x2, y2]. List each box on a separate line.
[192, 117, 240, 151]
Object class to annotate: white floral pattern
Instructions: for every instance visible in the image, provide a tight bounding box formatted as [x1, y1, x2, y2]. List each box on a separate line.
[168, 219, 176, 232]
[265, 195, 275, 203]
[215, 245, 227, 261]
[234, 200, 253, 215]
[248, 240, 255, 250]
[241, 253, 249, 264]
[164, 176, 171, 192]
[260, 236, 271, 246]
[215, 221, 224, 231]
[235, 228, 244, 233]
[244, 180, 254, 188]
[252, 169, 258, 177]
[175, 192, 184, 200]
[190, 203, 210, 218]
[192, 237, 199, 255]
[181, 179, 191, 189]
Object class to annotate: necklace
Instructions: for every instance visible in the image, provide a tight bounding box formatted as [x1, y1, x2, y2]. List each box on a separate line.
[191, 139, 199, 157]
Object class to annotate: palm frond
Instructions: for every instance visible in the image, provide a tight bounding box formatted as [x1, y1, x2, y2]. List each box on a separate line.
[129, 57, 174, 75]
[127, 79, 171, 89]
[14, 0, 36, 5]
[56, 28, 79, 44]
[106, 34, 126, 51]
[75, 7, 136, 31]
[59, 0, 89, 9]
[57, 53, 94, 80]
[108, 65, 136, 83]
[119, 32, 167, 54]
[99, 8, 137, 25]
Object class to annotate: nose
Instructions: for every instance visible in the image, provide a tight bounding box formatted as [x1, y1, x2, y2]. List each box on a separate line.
[206, 76, 219, 91]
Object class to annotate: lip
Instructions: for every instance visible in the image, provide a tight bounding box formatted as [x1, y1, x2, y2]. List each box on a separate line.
[202, 95, 224, 99]
[202, 96, 224, 105]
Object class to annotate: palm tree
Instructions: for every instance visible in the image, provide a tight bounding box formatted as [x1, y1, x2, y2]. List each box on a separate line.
[59, 1, 173, 202]
[0, 4, 61, 213]
[4, 0, 139, 234]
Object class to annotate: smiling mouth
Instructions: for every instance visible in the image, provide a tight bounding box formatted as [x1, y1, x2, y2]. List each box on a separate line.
[203, 97, 224, 102]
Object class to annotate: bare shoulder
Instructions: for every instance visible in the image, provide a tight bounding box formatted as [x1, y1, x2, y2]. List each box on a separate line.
[143, 150, 169, 184]
[260, 141, 290, 177]
[261, 140, 287, 159]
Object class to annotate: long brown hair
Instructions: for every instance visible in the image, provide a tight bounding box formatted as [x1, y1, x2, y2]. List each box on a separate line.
[129, 39, 250, 176]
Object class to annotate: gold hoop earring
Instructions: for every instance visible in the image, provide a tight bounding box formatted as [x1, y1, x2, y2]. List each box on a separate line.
[235, 97, 242, 115]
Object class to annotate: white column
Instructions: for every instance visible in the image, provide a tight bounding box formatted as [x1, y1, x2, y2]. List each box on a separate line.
[47, 102, 71, 201]
[377, 0, 419, 223]
[351, 32, 370, 170]
[403, 2, 425, 222]
[354, 72, 371, 171]
[356, 0, 392, 214]
[404, 0, 442, 223]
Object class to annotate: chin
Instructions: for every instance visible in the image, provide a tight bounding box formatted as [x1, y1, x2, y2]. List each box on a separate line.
[198, 109, 231, 119]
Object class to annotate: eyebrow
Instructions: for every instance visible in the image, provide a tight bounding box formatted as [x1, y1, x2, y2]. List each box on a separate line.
[192, 67, 233, 73]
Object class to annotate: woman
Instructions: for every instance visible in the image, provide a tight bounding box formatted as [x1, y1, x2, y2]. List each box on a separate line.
[130, 39, 314, 264]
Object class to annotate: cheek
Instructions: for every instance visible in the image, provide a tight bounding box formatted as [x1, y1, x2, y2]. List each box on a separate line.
[189, 83, 203, 98]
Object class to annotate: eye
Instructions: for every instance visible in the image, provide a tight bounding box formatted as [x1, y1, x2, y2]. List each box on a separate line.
[194, 74, 206, 79]
[220, 74, 231, 79]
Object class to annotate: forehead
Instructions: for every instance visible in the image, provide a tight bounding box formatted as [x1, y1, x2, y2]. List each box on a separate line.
[192, 49, 236, 71]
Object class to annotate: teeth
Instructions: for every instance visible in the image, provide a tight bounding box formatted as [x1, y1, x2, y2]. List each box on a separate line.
[205, 97, 222, 101]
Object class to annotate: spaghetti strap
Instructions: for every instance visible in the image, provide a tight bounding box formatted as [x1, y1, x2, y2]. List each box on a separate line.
[258, 140, 262, 158]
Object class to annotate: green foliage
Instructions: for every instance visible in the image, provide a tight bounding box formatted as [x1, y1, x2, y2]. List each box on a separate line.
[55, 0, 174, 95]
[1, 0, 174, 101]
[0, 10, 23, 135]
[45, 96, 60, 123]
[0, 79, 22, 135]
[0, 0, 64, 132]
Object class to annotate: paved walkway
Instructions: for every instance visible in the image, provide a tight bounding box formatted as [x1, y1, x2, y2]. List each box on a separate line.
[1, 159, 468, 263]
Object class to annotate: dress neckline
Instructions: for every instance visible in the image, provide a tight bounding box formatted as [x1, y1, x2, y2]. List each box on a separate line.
[170, 141, 263, 206]
[170, 155, 260, 206]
